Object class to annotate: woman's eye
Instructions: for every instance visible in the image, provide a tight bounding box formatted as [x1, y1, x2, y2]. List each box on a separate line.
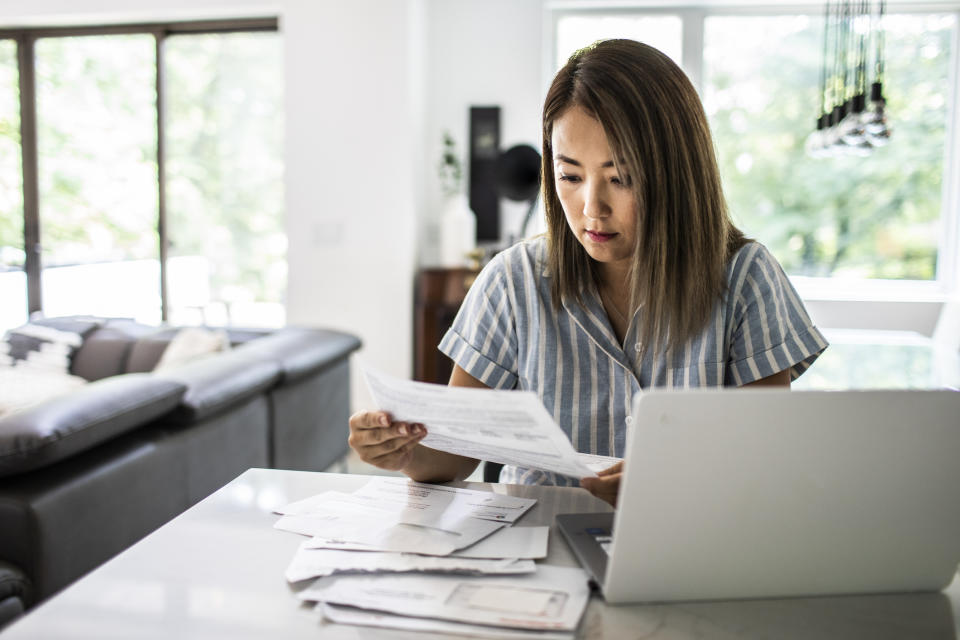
[557, 174, 581, 184]
[611, 175, 631, 187]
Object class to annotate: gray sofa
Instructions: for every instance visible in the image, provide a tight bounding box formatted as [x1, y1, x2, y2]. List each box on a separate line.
[0, 318, 361, 625]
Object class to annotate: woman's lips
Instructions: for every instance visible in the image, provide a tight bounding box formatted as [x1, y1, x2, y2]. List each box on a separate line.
[586, 230, 618, 243]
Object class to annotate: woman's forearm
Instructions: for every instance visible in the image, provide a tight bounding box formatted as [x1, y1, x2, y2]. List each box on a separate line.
[403, 444, 479, 483]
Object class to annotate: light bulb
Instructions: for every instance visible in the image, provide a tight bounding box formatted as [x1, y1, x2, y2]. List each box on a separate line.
[861, 82, 889, 136]
[866, 126, 891, 147]
[839, 94, 868, 145]
[822, 105, 845, 155]
[805, 114, 831, 158]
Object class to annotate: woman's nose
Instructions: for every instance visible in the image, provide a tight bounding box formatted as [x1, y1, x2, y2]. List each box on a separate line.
[582, 182, 610, 219]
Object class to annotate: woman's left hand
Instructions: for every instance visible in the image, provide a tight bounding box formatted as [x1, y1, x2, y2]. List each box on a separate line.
[580, 461, 623, 507]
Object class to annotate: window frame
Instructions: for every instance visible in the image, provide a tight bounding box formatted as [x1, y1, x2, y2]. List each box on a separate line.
[0, 17, 279, 321]
[546, 1, 960, 302]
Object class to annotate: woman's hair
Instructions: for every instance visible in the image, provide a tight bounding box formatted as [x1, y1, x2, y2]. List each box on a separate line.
[542, 38, 748, 353]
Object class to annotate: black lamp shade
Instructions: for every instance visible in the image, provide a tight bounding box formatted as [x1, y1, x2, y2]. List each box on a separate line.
[496, 144, 541, 202]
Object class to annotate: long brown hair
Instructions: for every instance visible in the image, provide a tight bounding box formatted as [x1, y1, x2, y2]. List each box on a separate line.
[543, 39, 747, 352]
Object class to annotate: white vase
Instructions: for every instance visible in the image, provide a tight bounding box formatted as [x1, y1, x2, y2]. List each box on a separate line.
[439, 194, 476, 267]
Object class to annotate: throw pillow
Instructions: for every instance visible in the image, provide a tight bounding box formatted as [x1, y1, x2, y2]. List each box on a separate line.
[153, 327, 230, 371]
[0, 368, 88, 418]
[0, 322, 88, 375]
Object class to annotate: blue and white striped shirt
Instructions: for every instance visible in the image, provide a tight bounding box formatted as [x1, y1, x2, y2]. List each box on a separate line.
[439, 236, 828, 485]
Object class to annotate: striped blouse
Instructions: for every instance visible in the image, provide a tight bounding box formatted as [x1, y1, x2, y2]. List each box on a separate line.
[438, 236, 829, 486]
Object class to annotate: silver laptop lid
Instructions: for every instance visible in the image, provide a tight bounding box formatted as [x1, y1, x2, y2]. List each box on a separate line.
[603, 389, 960, 604]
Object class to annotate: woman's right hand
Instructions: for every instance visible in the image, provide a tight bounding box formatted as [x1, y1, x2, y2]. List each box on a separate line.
[348, 410, 427, 471]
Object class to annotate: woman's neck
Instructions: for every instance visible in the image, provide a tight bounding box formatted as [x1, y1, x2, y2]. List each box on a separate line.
[597, 264, 632, 344]
[597, 262, 630, 302]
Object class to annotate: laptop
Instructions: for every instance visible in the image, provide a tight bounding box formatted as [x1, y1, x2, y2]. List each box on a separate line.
[556, 389, 960, 604]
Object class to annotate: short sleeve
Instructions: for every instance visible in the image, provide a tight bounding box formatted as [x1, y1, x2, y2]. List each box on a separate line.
[727, 244, 829, 385]
[438, 255, 519, 390]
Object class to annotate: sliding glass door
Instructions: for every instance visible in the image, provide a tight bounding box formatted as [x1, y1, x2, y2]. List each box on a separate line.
[164, 31, 285, 327]
[35, 34, 161, 322]
[0, 19, 283, 333]
[0, 39, 26, 331]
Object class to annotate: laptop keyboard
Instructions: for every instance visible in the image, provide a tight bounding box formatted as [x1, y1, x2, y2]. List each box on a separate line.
[586, 527, 613, 555]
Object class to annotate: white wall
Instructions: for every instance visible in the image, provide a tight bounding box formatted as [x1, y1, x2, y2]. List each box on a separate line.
[420, 0, 544, 262]
[281, 0, 421, 410]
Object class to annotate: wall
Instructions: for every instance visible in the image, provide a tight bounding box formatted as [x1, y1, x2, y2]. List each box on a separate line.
[281, 0, 421, 410]
[420, 0, 544, 262]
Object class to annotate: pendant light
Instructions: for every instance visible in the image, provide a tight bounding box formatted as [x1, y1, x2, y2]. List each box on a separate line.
[862, 0, 891, 145]
[805, 0, 832, 157]
[808, 0, 890, 158]
[839, 0, 869, 147]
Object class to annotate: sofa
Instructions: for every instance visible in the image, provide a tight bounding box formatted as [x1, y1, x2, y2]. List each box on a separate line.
[0, 318, 361, 625]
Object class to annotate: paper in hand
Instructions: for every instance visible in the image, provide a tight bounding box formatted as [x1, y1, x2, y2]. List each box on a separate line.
[362, 364, 596, 479]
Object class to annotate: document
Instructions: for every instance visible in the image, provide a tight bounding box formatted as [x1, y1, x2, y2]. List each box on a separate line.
[453, 525, 549, 560]
[320, 602, 574, 639]
[300, 564, 590, 631]
[576, 453, 622, 474]
[274, 491, 505, 556]
[285, 543, 535, 583]
[363, 365, 596, 479]
[277, 478, 536, 524]
[353, 477, 537, 524]
[307, 525, 550, 560]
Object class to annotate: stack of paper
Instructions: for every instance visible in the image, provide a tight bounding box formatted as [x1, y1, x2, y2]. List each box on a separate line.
[305, 565, 590, 638]
[273, 477, 590, 638]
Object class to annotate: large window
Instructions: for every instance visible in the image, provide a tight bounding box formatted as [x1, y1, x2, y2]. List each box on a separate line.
[0, 19, 283, 332]
[556, 13, 683, 66]
[165, 32, 285, 327]
[36, 35, 160, 320]
[0, 39, 26, 332]
[552, 5, 959, 294]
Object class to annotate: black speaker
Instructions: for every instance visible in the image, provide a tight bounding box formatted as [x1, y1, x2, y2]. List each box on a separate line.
[469, 106, 500, 243]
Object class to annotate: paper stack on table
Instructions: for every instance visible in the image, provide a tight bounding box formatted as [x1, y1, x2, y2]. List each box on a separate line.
[273, 477, 590, 638]
[305, 565, 590, 639]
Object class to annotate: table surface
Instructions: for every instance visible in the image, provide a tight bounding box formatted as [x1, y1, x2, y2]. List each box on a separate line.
[4, 469, 958, 639]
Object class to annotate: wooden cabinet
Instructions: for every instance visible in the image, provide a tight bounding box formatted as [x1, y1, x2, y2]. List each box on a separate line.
[413, 267, 476, 384]
[412, 264, 504, 482]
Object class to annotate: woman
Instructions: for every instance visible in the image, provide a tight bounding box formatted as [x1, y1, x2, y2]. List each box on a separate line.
[349, 39, 828, 505]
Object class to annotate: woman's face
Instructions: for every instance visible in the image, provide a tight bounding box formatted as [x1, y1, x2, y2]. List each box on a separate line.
[551, 105, 637, 282]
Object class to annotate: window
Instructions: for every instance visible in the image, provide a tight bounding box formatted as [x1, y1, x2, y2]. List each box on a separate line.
[0, 38, 26, 332]
[704, 13, 952, 281]
[555, 13, 683, 69]
[164, 32, 285, 327]
[0, 19, 283, 333]
[551, 5, 959, 295]
[35, 35, 160, 320]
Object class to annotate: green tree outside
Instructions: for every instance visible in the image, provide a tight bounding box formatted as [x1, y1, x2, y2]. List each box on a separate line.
[0, 39, 23, 268]
[705, 14, 950, 280]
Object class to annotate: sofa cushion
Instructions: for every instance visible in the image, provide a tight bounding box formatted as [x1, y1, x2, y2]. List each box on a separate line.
[71, 320, 158, 381]
[153, 350, 280, 423]
[125, 328, 180, 373]
[0, 374, 187, 478]
[236, 328, 362, 383]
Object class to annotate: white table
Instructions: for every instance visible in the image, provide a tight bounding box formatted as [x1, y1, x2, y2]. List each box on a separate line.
[4, 469, 959, 639]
